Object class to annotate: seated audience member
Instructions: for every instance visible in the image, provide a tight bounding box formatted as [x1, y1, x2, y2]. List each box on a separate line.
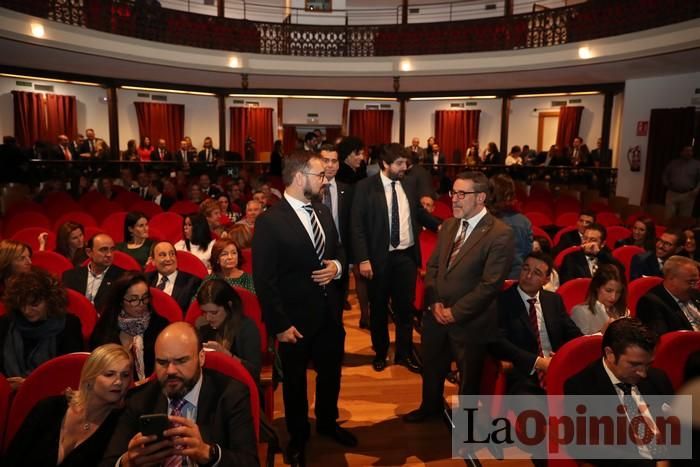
[89, 272, 169, 381]
[200, 198, 225, 238]
[199, 173, 221, 199]
[564, 318, 673, 467]
[99, 322, 259, 467]
[228, 181, 246, 213]
[188, 183, 204, 204]
[145, 241, 202, 314]
[148, 178, 174, 211]
[504, 145, 523, 166]
[554, 209, 596, 255]
[559, 223, 619, 284]
[224, 223, 253, 250]
[175, 213, 215, 271]
[199, 239, 255, 294]
[0, 269, 83, 389]
[236, 200, 263, 231]
[115, 211, 154, 269]
[630, 228, 684, 280]
[571, 264, 630, 335]
[3, 344, 132, 466]
[131, 171, 151, 200]
[195, 278, 261, 383]
[137, 136, 154, 162]
[97, 177, 117, 200]
[488, 173, 532, 279]
[420, 195, 435, 214]
[52, 134, 75, 161]
[615, 217, 656, 251]
[532, 235, 560, 291]
[482, 141, 502, 165]
[489, 252, 582, 395]
[0, 239, 33, 293]
[251, 189, 268, 211]
[40, 221, 88, 266]
[62, 233, 125, 312]
[637, 255, 700, 335]
[682, 228, 700, 261]
[218, 193, 237, 223]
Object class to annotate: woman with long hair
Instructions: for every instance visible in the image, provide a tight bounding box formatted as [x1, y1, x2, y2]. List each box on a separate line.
[0, 239, 32, 293]
[115, 211, 153, 268]
[196, 279, 261, 382]
[41, 221, 88, 266]
[89, 272, 168, 381]
[137, 136, 154, 161]
[199, 238, 255, 293]
[570, 264, 629, 335]
[174, 213, 215, 271]
[4, 344, 132, 466]
[615, 217, 656, 251]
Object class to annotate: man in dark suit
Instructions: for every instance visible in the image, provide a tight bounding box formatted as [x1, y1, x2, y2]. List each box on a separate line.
[62, 233, 125, 313]
[51, 134, 76, 161]
[554, 209, 596, 255]
[564, 318, 674, 467]
[253, 151, 355, 465]
[100, 322, 258, 467]
[78, 128, 97, 156]
[630, 229, 684, 280]
[174, 139, 194, 163]
[559, 223, 620, 284]
[146, 241, 202, 315]
[148, 179, 175, 211]
[490, 252, 582, 395]
[150, 138, 172, 161]
[199, 173, 222, 199]
[428, 143, 446, 176]
[406, 137, 427, 163]
[637, 255, 700, 335]
[131, 171, 152, 200]
[198, 136, 219, 163]
[352, 143, 439, 373]
[404, 171, 514, 422]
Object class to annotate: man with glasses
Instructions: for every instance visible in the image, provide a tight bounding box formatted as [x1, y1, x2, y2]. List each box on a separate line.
[62, 233, 125, 312]
[403, 171, 514, 422]
[352, 143, 439, 374]
[253, 151, 354, 465]
[630, 229, 684, 281]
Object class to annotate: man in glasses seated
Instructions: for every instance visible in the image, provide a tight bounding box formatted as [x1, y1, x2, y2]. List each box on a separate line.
[630, 228, 685, 281]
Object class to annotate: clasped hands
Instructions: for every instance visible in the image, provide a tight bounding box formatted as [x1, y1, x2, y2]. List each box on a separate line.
[311, 259, 338, 286]
[431, 302, 455, 325]
[122, 416, 211, 467]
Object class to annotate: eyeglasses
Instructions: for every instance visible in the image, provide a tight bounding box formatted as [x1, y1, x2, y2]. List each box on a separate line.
[449, 190, 480, 200]
[303, 171, 326, 180]
[656, 239, 675, 248]
[123, 294, 150, 306]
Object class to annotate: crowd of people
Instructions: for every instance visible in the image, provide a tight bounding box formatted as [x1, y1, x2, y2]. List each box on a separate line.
[0, 130, 698, 467]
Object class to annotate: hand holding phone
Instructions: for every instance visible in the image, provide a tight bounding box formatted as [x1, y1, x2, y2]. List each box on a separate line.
[139, 413, 169, 441]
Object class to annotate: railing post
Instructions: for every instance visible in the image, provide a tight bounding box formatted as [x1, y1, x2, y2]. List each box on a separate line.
[402, 0, 408, 25]
[217, 0, 224, 18]
[504, 0, 513, 17]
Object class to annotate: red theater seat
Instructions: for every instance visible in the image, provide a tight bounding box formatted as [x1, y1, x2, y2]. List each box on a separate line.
[653, 331, 700, 391]
[65, 288, 98, 342]
[100, 211, 128, 243]
[554, 245, 580, 270]
[130, 200, 163, 218]
[612, 245, 644, 283]
[169, 200, 200, 216]
[149, 212, 184, 244]
[10, 227, 56, 252]
[525, 211, 554, 228]
[149, 287, 184, 322]
[4, 212, 51, 238]
[240, 248, 253, 274]
[52, 211, 98, 233]
[31, 250, 73, 277]
[0, 375, 11, 449]
[628, 276, 663, 317]
[604, 225, 631, 249]
[556, 277, 591, 314]
[553, 225, 577, 247]
[554, 212, 579, 229]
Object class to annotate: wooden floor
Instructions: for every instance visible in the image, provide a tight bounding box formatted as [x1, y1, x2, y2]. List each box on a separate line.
[266, 293, 533, 467]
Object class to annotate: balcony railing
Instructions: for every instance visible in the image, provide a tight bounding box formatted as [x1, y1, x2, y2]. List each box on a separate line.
[1, 0, 698, 57]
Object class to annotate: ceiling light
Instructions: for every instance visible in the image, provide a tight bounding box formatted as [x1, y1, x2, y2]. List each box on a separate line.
[228, 56, 240, 68]
[121, 86, 215, 96]
[578, 46, 593, 59]
[30, 23, 45, 38]
[0, 73, 100, 86]
[513, 91, 600, 98]
[409, 96, 498, 101]
[399, 60, 412, 72]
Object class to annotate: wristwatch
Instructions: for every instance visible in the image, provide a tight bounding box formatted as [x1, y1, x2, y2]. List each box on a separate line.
[199, 443, 220, 467]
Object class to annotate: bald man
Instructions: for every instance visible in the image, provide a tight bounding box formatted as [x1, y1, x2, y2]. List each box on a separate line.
[101, 322, 258, 467]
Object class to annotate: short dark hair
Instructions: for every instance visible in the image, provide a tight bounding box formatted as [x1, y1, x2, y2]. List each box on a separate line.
[579, 209, 596, 220]
[149, 240, 176, 259]
[337, 136, 364, 161]
[585, 223, 607, 242]
[282, 151, 318, 187]
[150, 179, 163, 194]
[319, 143, 336, 153]
[661, 227, 685, 248]
[304, 132, 316, 143]
[378, 143, 407, 170]
[524, 251, 554, 276]
[455, 171, 489, 193]
[602, 318, 657, 360]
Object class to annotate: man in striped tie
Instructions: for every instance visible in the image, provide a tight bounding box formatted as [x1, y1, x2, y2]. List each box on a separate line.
[253, 151, 354, 466]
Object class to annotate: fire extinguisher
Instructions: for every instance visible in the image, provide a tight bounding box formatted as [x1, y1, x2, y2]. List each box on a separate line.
[627, 146, 641, 172]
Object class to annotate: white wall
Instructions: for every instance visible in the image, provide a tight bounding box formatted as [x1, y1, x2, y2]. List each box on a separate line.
[617, 72, 700, 205]
[405, 98, 502, 152]
[507, 93, 605, 152]
[282, 98, 344, 125]
[0, 76, 109, 143]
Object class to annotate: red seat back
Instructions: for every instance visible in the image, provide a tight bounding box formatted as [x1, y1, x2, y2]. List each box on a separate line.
[612, 245, 645, 283]
[431, 201, 452, 220]
[553, 212, 578, 229]
[112, 251, 142, 271]
[4, 352, 90, 450]
[596, 211, 622, 227]
[414, 275, 424, 311]
[149, 212, 184, 244]
[554, 245, 580, 270]
[523, 200, 553, 218]
[4, 200, 45, 219]
[553, 225, 578, 247]
[169, 200, 200, 216]
[114, 190, 142, 210]
[531, 226, 553, 247]
[524, 211, 553, 228]
[203, 351, 260, 441]
[130, 200, 163, 218]
[10, 227, 56, 252]
[149, 287, 184, 322]
[45, 199, 82, 222]
[628, 276, 663, 317]
[419, 230, 438, 272]
[31, 250, 73, 278]
[52, 211, 98, 233]
[240, 248, 253, 274]
[604, 225, 631, 250]
[0, 375, 12, 450]
[88, 200, 124, 224]
[100, 211, 128, 243]
[65, 288, 98, 341]
[653, 331, 700, 391]
[556, 277, 591, 314]
[4, 212, 51, 238]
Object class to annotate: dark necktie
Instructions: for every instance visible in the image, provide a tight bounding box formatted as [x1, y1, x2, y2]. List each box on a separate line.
[157, 275, 168, 291]
[302, 204, 325, 265]
[528, 298, 546, 389]
[390, 181, 400, 248]
[448, 219, 468, 268]
[323, 184, 332, 212]
[165, 398, 188, 467]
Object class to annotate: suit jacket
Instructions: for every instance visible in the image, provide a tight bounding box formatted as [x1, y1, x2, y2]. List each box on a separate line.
[559, 249, 618, 284]
[423, 213, 515, 342]
[554, 229, 582, 255]
[79, 139, 97, 156]
[198, 148, 220, 162]
[62, 264, 126, 313]
[252, 197, 345, 337]
[145, 270, 202, 314]
[630, 251, 663, 281]
[334, 180, 354, 264]
[50, 144, 76, 161]
[637, 284, 697, 336]
[99, 368, 258, 467]
[351, 173, 438, 272]
[428, 153, 446, 175]
[149, 148, 172, 161]
[406, 145, 427, 162]
[405, 163, 434, 199]
[174, 149, 197, 163]
[490, 286, 582, 388]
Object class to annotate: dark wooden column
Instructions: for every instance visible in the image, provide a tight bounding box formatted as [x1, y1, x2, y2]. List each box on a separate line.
[217, 0, 225, 18]
[217, 93, 226, 154]
[106, 85, 119, 158]
[399, 97, 406, 146]
[601, 91, 614, 155]
[504, 0, 514, 16]
[402, 0, 408, 25]
[499, 95, 511, 156]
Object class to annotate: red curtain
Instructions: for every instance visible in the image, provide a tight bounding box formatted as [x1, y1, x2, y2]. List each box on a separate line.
[282, 125, 297, 155]
[134, 102, 185, 153]
[556, 106, 584, 150]
[349, 110, 393, 150]
[435, 110, 481, 163]
[12, 90, 46, 148]
[325, 127, 342, 144]
[229, 107, 273, 159]
[46, 94, 78, 141]
[642, 107, 696, 205]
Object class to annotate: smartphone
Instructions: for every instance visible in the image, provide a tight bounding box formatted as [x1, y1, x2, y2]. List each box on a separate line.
[139, 413, 169, 440]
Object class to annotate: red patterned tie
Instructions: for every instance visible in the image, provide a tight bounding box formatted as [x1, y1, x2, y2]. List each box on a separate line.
[165, 398, 187, 467]
[527, 298, 547, 389]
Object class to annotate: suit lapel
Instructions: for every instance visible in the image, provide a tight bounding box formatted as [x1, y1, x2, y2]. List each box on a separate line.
[439, 218, 460, 272]
[279, 198, 319, 259]
[372, 175, 389, 232]
[657, 287, 693, 330]
[196, 372, 216, 431]
[447, 214, 494, 272]
[510, 287, 537, 343]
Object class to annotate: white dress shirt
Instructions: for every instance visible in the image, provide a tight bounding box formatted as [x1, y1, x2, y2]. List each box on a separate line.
[379, 172, 413, 251]
[157, 270, 178, 296]
[516, 286, 554, 357]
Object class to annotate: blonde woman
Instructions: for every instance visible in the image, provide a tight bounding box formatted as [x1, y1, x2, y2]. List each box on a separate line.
[4, 344, 132, 466]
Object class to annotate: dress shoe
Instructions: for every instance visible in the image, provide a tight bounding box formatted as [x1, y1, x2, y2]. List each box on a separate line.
[394, 356, 422, 373]
[317, 423, 358, 447]
[285, 442, 306, 467]
[372, 357, 387, 372]
[402, 407, 443, 423]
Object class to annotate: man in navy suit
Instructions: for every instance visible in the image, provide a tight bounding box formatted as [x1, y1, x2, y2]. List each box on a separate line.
[630, 229, 684, 280]
[145, 241, 202, 315]
[253, 151, 355, 465]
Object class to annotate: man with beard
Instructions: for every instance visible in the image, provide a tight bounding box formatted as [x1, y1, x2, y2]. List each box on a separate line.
[253, 151, 354, 465]
[352, 143, 438, 373]
[100, 322, 259, 467]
